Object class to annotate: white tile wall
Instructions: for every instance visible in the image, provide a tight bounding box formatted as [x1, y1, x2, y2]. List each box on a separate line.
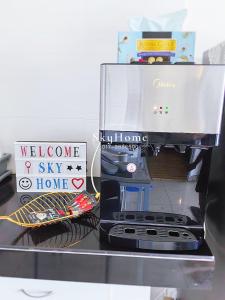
[2, 0, 225, 176]
[0, 0, 186, 176]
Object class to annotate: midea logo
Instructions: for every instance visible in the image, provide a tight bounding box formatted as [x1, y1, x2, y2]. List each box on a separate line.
[153, 78, 176, 88]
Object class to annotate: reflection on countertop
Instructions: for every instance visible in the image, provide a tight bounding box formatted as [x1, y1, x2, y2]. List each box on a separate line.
[12, 213, 99, 249]
[1, 174, 225, 299]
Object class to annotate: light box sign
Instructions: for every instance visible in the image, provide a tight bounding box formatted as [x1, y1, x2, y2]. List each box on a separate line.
[15, 142, 86, 192]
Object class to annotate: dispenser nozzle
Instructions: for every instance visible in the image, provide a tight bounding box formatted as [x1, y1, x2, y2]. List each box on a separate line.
[153, 145, 161, 156]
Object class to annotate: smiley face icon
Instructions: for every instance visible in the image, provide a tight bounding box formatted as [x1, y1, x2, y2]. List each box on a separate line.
[19, 177, 32, 190]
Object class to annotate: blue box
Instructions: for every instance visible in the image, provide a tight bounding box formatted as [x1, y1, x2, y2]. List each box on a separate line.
[118, 31, 195, 64]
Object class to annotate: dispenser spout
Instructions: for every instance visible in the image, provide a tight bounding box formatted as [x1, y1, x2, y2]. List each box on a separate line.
[153, 145, 161, 156]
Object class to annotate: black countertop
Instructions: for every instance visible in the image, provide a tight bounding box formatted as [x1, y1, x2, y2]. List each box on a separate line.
[0, 175, 225, 299]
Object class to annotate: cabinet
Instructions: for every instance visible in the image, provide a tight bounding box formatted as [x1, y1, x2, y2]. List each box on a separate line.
[0, 276, 150, 300]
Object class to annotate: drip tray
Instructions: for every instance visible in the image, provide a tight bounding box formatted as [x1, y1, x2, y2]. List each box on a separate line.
[113, 211, 197, 226]
[109, 224, 202, 251]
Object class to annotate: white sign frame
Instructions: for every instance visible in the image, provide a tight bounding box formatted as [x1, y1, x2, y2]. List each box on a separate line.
[15, 141, 87, 193]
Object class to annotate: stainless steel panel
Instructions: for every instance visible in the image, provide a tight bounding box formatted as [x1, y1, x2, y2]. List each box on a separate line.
[100, 64, 225, 134]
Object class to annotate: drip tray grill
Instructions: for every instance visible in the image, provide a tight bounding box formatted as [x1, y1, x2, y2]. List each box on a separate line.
[113, 211, 196, 226]
[109, 224, 202, 251]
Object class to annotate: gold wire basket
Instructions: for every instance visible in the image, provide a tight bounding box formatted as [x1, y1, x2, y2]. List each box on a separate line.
[0, 191, 98, 228]
[13, 212, 99, 249]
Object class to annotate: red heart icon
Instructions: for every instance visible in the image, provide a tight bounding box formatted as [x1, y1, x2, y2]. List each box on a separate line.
[72, 178, 84, 189]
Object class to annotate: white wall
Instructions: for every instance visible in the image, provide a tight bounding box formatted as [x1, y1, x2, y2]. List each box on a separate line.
[0, 0, 224, 175]
[184, 1, 225, 62]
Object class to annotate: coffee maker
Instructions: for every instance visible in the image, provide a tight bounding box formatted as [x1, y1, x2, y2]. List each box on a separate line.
[99, 64, 225, 255]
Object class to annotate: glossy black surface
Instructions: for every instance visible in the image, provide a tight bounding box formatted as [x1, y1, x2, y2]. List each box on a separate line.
[1, 175, 225, 299]
[100, 140, 212, 253]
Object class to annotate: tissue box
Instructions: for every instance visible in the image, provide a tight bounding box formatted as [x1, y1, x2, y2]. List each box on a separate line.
[118, 31, 195, 64]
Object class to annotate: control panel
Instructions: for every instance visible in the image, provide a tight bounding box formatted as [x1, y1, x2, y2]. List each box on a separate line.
[153, 105, 169, 114]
